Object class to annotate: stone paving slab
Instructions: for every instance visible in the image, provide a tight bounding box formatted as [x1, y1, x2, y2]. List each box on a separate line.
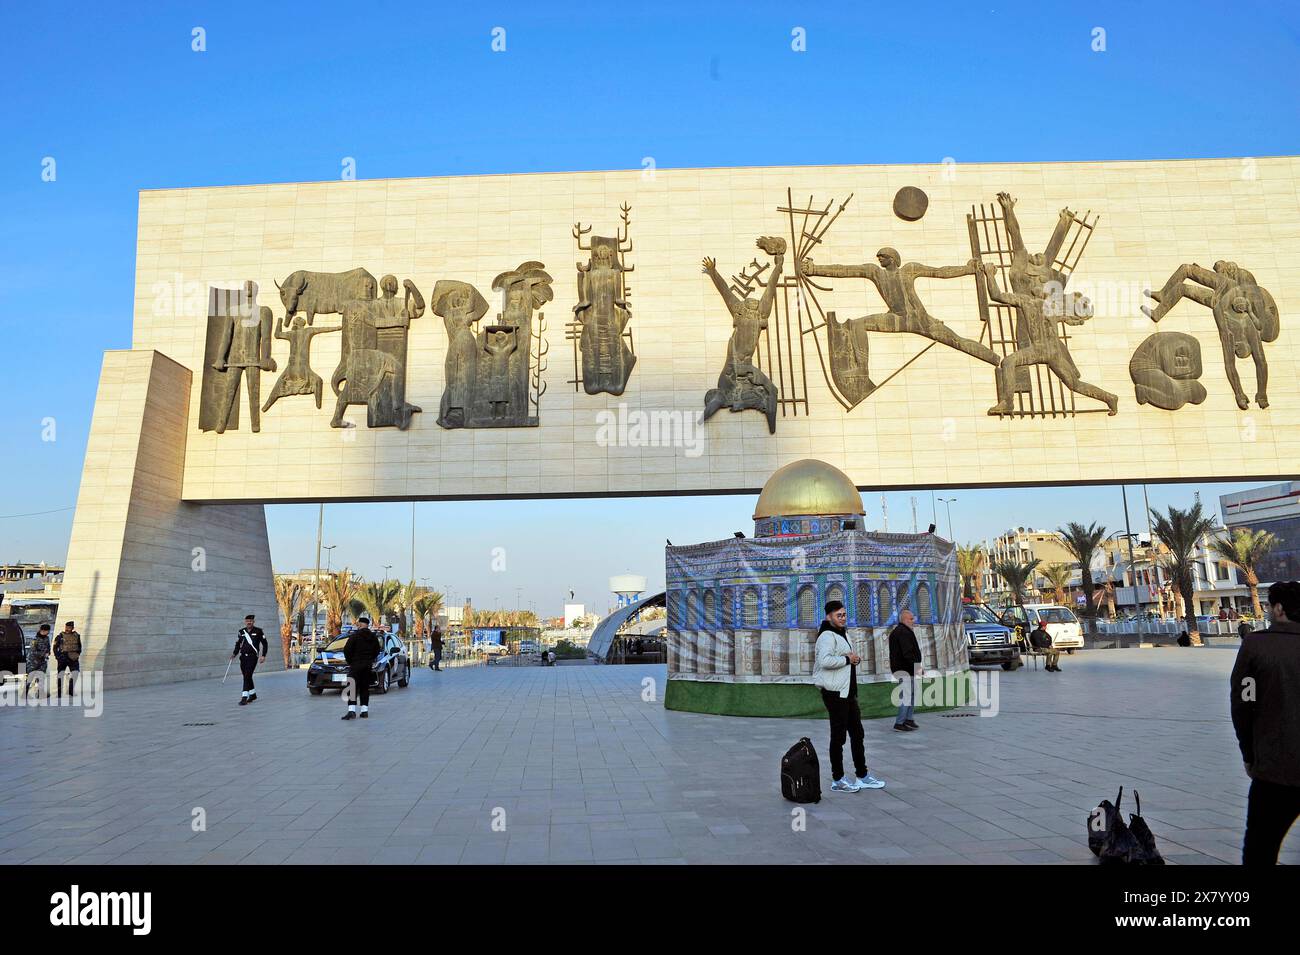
[1, 649, 1296, 865]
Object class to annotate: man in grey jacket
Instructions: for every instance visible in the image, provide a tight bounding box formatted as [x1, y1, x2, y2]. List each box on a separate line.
[1230, 580, 1300, 865]
[814, 600, 886, 793]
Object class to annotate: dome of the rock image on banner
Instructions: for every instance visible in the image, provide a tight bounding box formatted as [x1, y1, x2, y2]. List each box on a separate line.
[664, 460, 970, 718]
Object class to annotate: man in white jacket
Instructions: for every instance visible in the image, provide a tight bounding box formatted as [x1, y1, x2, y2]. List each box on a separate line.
[814, 600, 887, 793]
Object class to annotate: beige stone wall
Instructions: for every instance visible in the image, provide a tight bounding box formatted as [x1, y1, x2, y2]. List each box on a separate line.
[128, 158, 1300, 502]
[58, 350, 280, 688]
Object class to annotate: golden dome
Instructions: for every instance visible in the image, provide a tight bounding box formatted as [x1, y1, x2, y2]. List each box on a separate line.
[753, 459, 864, 520]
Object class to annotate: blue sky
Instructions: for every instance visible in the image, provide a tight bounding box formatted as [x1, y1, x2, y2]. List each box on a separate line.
[2, 1, 1297, 617]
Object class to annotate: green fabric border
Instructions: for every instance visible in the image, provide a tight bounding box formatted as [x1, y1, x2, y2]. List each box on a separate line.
[664, 674, 971, 719]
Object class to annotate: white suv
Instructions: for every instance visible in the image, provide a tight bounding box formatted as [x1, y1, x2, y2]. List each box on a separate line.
[1000, 604, 1085, 652]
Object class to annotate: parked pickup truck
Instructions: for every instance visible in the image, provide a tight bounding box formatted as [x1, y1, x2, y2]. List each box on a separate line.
[963, 604, 1021, 670]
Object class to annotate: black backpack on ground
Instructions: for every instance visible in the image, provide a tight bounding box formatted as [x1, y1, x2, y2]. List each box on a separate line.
[1088, 786, 1163, 864]
[781, 737, 821, 804]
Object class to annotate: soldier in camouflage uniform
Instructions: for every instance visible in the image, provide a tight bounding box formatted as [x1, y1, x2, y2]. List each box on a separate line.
[27, 623, 51, 696]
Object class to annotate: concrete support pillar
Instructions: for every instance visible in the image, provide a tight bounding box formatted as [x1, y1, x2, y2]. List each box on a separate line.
[58, 350, 280, 689]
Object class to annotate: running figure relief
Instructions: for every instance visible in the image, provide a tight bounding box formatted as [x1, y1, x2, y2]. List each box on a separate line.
[702, 237, 785, 433]
[1143, 261, 1279, 409]
[798, 246, 999, 404]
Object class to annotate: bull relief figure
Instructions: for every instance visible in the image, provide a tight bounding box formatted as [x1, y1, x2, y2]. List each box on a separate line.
[330, 274, 425, 430]
[205, 281, 277, 434]
[275, 268, 377, 325]
[572, 205, 636, 395]
[702, 237, 785, 434]
[1143, 261, 1279, 409]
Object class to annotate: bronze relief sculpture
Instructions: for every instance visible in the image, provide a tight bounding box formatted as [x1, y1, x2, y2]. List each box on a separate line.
[200, 281, 276, 433]
[969, 193, 1116, 417]
[1143, 261, 1279, 409]
[1130, 332, 1207, 411]
[434, 262, 553, 429]
[261, 316, 341, 412]
[570, 204, 636, 395]
[702, 237, 785, 434]
[329, 274, 425, 430]
[275, 268, 377, 325]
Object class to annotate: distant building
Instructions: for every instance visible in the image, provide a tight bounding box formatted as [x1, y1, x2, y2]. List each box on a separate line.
[1221, 482, 1300, 586]
[984, 528, 1075, 601]
[563, 603, 586, 628]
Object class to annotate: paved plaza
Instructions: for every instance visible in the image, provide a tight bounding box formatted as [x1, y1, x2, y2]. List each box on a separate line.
[1, 649, 1292, 865]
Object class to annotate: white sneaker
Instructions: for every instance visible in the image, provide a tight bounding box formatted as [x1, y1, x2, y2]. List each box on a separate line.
[830, 777, 862, 793]
[856, 773, 886, 790]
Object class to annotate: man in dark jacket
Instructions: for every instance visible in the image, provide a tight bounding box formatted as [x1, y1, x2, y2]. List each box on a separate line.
[230, 614, 268, 705]
[1238, 619, 1254, 640]
[889, 608, 923, 730]
[1030, 621, 1059, 670]
[342, 616, 382, 720]
[1231, 580, 1300, 865]
[430, 625, 444, 671]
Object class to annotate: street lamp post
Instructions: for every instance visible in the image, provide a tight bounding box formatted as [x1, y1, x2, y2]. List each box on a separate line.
[938, 497, 957, 541]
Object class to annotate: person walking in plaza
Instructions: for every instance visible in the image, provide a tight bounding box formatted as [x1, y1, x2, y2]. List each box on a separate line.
[430, 625, 444, 671]
[230, 614, 268, 705]
[888, 608, 923, 730]
[1030, 620, 1060, 670]
[27, 624, 51, 696]
[1238, 618, 1254, 640]
[342, 615, 381, 720]
[52, 621, 82, 699]
[814, 600, 886, 793]
[1230, 580, 1300, 865]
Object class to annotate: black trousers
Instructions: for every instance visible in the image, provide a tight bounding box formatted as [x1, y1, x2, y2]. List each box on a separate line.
[1243, 777, 1300, 865]
[56, 658, 79, 696]
[821, 689, 867, 781]
[240, 656, 257, 692]
[350, 668, 371, 706]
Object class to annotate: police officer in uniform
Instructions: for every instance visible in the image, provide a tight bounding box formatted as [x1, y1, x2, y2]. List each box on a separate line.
[230, 614, 268, 705]
[342, 616, 382, 720]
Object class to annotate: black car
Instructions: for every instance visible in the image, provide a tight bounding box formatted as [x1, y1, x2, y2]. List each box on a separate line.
[307, 632, 411, 695]
[0, 618, 25, 675]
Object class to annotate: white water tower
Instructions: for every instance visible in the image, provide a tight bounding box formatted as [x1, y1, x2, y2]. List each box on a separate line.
[610, 574, 647, 609]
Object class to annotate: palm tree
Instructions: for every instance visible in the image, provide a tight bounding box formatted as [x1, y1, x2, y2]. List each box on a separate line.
[957, 544, 987, 603]
[1209, 528, 1278, 618]
[273, 576, 311, 666]
[318, 569, 359, 638]
[1041, 562, 1072, 605]
[1058, 521, 1107, 629]
[412, 591, 444, 641]
[358, 579, 403, 632]
[1150, 502, 1219, 644]
[991, 557, 1041, 607]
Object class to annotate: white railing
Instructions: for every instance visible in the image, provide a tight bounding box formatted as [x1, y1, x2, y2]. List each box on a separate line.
[1092, 618, 1255, 637]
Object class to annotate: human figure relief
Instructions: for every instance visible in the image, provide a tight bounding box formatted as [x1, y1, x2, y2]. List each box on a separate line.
[980, 262, 1117, 416]
[211, 280, 277, 433]
[702, 237, 785, 434]
[1143, 261, 1279, 410]
[573, 239, 635, 395]
[799, 248, 999, 365]
[432, 280, 488, 429]
[330, 274, 424, 430]
[261, 316, 341, 412]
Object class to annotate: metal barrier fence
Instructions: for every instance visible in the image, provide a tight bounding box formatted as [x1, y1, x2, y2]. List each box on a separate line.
[1091, 618, 1257, 637]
